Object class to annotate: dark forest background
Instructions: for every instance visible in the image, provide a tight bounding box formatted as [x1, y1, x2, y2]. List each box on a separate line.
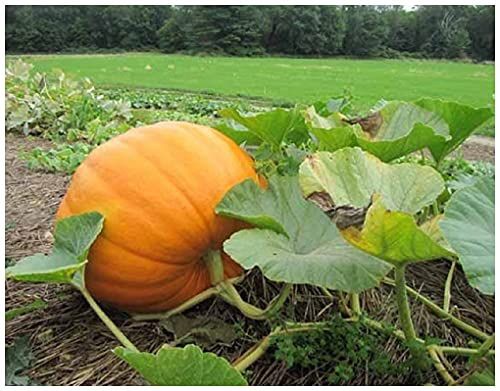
[5, 5, 494, 61]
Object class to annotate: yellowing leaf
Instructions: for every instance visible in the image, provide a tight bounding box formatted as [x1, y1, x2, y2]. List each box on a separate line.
[299, 148, 444, 214]
[217, 176, 391, 293]
[341, 196, 455, 266]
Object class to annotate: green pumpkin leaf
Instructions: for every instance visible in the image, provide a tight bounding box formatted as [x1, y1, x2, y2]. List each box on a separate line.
[310, 100, 492, 163]
[310, 101, 449, 162]
[299, 148, 444, 214]
[355, 100, 451, 162]
[440, 177, 494, 295]
[217, 176, 391, 293]
[113, 344, 247, 386]
[218, 107, 308, 148]
[6, 212, 104, 288]
[6, 337, 37, 386]
[304, 106, 358, 151]
[419, 215, 453, 253]
[215, 122, 261, 146]
[415, 99, 494, 163]
[342, 196, 455, 266]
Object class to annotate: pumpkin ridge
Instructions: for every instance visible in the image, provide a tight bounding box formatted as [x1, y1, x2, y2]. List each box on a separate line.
[98, 234, 199, 267]
[58, 195, 181, 267]
[114, 134, 215, 245]
[80, 161, 206, 258]
[147, 124, 236, 242]
[156, 264, 205, 306]
[178, 122, 239, 181]
[88, 268, 195, 310]
[173, 123, 256, 244]
[121, 265, 206, 310]
[88, 260, 188, 289]
[207, 126, 256, 171]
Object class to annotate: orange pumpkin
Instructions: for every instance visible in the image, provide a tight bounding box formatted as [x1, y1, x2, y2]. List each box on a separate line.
[57, 121, 261, 313]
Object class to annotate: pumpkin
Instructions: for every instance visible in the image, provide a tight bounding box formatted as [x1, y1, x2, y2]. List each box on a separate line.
[57, 121, 262, 313]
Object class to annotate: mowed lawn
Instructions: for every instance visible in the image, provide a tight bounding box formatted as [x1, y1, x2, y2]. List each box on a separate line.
[19, 53, 494, 110]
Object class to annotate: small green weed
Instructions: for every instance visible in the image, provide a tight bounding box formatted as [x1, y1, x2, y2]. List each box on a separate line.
[271, 315, 426, 385]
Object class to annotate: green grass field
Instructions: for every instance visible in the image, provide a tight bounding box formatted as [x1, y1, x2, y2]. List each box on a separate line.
[19, 53, 494, 111]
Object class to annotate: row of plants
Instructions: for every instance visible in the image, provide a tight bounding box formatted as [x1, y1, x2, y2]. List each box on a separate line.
[6, 59, 494, 177]
[6, 59, 270, 174]
[6, 89, 495, 385]
[100, 87, 262, 114]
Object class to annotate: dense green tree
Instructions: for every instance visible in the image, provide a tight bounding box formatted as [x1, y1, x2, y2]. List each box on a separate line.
[415, 6, 472, 59]
[320, 6, 347, 55]
[384, 6, 418, 53]
[5, 5, 495, 60]
[467, 6, 494, 61]
[157, 7, 191, 53]
[343, 6, 389, 57]
[264, 6, 346, 55]
[184, 6, 263, 55]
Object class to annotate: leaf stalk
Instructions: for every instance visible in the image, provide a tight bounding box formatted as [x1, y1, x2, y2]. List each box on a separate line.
[77, 283, 139, 353]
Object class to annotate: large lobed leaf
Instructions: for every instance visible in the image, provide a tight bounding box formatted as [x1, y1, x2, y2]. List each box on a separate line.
[342, 196, 455, 266]
[303, 106, 359, 151]
[216, 176, 391, 293]
[217, 107, 309, 148]
[309, 99, 493, 163]
[6, 337, 37, 386]
[440, 177, 494, 295]
[6, 212, 104, 287]
[415, 99, 494, 163]
[299, 148, 444, 214]
[298, 148, 453, 266]
[114, 344, 247, 386]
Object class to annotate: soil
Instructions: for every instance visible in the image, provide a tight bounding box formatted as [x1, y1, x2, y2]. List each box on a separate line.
[5, 133, 495, 386]
[457, 135, 495, 163]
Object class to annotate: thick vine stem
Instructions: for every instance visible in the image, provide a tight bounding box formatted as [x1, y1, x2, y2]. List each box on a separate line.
[132, 249, 292, 322]
[428, 345, 455, 385]
[130, 275, 244, 321]
[394, 265, 417, 343]
[473, 333, 495, 362]
[350, 293, 361, 319]
[233, 330, 276, 372]
[219, 281, 292, 320]
[383, 277, 489, 341]
[438, 346, 495, 357]
[131, 286, 219, 321]
[77, 283, 139, 352]
[443, 260, 456, 313]
[338, 292, 352, 317]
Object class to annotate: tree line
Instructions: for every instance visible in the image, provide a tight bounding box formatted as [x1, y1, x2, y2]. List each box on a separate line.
[6, 5, 494, 61]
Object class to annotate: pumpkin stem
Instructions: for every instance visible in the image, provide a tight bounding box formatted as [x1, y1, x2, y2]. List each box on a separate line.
[219, 281, 292, 320]
[204, 249, 225, 285]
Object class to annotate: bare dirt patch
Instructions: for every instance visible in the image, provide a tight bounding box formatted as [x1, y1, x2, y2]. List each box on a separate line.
[5, 133, 495, 386]
[459, 135, 495, 163]
[6, 134, 70, 260]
